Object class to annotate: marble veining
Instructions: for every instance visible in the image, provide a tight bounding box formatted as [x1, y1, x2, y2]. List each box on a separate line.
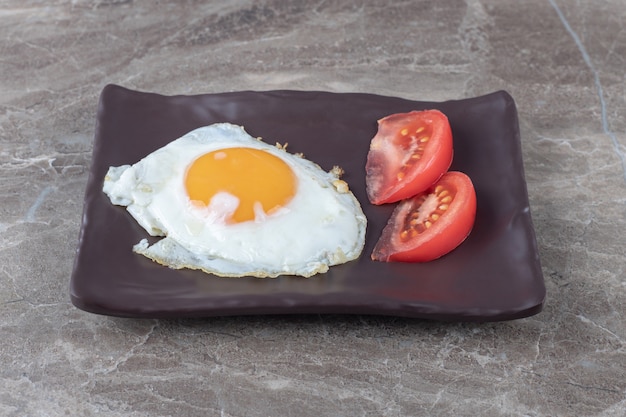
[548, 0, 626, 182]
[1, 1, 625, 416]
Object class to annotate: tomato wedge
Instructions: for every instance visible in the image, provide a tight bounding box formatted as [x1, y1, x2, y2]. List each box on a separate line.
[371, 171, 476, 263]
[365, 109, 453, 205]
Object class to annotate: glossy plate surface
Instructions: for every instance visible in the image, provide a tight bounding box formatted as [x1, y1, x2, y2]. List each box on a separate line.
[70, 85, 545, 321]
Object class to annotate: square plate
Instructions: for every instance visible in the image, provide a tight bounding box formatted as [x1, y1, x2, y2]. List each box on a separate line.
[70, 85, 545, 321]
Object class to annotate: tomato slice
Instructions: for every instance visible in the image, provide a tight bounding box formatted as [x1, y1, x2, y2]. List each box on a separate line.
[371, 171, 476, 263]
[365, 109, 453, 205]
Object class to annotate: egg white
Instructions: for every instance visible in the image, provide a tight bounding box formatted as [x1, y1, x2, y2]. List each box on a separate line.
[103, 123, 367, 278]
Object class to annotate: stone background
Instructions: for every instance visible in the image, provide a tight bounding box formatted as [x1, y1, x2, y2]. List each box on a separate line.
[1, 1, 625, 416]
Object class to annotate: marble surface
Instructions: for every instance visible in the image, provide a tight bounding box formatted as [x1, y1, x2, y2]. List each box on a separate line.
[1, 0, 625, 416]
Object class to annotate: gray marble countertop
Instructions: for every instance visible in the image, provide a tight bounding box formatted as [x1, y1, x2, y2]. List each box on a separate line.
[2, 1, 625, 416]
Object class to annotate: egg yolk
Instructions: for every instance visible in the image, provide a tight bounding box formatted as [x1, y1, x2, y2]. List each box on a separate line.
[185, 147, 297, 223]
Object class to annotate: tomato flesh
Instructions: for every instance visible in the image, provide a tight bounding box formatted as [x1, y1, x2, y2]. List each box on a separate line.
[371, 171, 476, 263]
[365, 109, 453, 205]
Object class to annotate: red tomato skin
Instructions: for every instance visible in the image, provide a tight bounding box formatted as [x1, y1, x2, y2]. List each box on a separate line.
[371, 171, 476, 263]
[365, 110, 453, 205]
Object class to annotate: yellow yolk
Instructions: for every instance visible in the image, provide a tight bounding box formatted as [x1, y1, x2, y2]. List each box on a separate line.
[184, 147, 297, 223]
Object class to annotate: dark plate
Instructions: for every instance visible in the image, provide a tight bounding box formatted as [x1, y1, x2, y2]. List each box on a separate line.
[70, 85, 545, 321]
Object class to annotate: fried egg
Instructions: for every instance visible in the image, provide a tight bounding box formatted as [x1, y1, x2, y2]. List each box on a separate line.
[103, 123, 367, 277]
